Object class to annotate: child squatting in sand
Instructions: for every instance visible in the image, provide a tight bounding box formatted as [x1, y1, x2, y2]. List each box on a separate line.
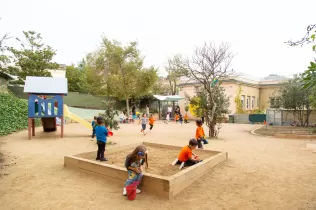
[172, 139, 202, 169]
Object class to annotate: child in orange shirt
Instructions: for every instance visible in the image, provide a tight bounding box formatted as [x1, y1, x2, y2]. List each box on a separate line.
[171, 139, 202, 169]
[149, 114, 155, 131]
[196, 120, 208, 149]
[175, 114, 179, 123]
[184, 113, 188, 124]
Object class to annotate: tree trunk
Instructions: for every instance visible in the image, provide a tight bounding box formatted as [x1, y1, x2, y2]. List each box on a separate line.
[208, 122, 215, 137]
[126, 98, 130, 116]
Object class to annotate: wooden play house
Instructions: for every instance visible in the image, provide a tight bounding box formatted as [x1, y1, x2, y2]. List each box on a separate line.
[23, 76, 68, 140]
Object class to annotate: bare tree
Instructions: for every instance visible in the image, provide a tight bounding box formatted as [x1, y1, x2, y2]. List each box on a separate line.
[179, 42, 234, 137]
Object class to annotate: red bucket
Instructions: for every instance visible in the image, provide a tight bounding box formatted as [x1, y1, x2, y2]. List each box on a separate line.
[126, 184, 137, 201]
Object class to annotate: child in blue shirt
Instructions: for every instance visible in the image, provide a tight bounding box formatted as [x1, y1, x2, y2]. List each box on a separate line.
[91, 116, 97, 141]
[95, 116, 108, 161]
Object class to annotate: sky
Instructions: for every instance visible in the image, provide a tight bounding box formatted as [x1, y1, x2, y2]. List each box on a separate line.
[0, 0, 315, 78]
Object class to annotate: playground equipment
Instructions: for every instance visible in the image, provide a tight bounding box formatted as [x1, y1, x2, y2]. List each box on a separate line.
[24, 76, 68, 140]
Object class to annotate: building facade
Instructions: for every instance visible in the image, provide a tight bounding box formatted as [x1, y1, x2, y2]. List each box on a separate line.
[178, 74, 288, 118]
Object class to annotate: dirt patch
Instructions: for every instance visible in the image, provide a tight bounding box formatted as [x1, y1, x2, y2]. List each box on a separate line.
[255, 125, 316, 136]
[76, 145, 218, 176]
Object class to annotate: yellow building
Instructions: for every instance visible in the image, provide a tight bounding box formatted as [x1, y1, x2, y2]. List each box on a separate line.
[178, 74, 288, 118]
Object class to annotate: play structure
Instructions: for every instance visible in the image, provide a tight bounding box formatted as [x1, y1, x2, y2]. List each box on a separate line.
[24, 76, 94, 140]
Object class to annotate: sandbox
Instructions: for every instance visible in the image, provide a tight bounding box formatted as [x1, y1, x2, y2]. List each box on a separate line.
[64, 142, 227, 199]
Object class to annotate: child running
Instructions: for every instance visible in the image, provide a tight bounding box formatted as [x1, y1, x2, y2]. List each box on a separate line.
[164, 113, 170, 124]
[172, 139, 202, 169]
[184, 113, 188, 124]
[123, 145, 148, 196]
[95, 116, 108, 161]
[196, 120, 208, 149]
[179, 114, 183, 126]
[91, 116, 97, 141]
[149, 114, 155, 131]
[139, 114, 148, 135]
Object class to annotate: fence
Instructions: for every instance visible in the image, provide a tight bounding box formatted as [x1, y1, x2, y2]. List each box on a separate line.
[266, 109, 316, 126]
[8, 85, 125, 110]
[233, 114, 250, 124]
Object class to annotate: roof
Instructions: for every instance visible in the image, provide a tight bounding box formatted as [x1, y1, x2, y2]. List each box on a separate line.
[261, 74, 288, 81]
[0, 71, 14, 80]
[153, 95, 184, 101]
[23, 76, 68, 95]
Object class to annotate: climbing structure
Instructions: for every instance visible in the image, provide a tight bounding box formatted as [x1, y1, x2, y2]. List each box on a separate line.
[23, 76, 68, 140]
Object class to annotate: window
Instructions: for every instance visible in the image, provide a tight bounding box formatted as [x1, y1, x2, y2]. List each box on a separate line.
[252, 96, 255, 109]
[257, 98, 260, 107]
[194, 86, 200, 94]
[246, 96, 250, 109]
[241, 95, 245, 108]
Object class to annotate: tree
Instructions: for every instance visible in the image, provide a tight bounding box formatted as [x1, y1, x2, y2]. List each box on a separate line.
[100, 99, 119, 130]
[83, 50, 109, 95]
[102, 37, 158, 115]
[286, 24, 316, 90]
[272, 75, 312, 126]
[8, 31, 59, 82]
[178, 42, 234, 137]
[187, 86, 229, 137]
[66, 65, 87, 92]
[234, 85, 244, 114]
[0, 19, 10, 71]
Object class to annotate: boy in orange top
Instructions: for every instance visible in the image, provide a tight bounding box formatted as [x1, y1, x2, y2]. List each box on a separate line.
[184, 113, 188, 124]
[175, 114, 179, 123]
[196, 120, 208, 149]
[171, 139, 202, 169]
[149, 114, 155, 131]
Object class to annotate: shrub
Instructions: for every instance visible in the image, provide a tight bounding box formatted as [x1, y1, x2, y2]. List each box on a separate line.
[0, 93, 41, 136]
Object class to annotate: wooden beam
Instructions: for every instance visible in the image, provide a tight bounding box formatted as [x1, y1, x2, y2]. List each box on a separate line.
[28, 118, 32, 140]
[31, 119, 35, 136]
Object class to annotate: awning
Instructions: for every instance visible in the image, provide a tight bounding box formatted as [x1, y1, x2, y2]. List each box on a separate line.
[153, 95, 184, 101]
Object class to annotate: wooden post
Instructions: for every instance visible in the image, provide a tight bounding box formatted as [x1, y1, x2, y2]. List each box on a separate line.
[60, 94, 64, 138]
[61, 116, 64, 138]
[28, 118, 32, 140]
[32, 119, 35, 136]
[158, 100, 161, 120]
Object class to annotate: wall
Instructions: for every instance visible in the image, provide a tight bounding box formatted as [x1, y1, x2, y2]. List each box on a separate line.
[48, 69, 66, 78]
[259, 86, 278, 110]
[179, 81, 260, 119]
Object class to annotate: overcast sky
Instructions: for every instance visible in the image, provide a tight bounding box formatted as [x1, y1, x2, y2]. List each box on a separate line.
[1, 0, 315, 78]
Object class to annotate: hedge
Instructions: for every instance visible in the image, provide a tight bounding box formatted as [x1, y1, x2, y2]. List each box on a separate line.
[0, 93, 41, 136]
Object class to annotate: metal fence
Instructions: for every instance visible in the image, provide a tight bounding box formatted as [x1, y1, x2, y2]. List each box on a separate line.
[233, 114, 250, 124]
[266, 109, 316, 126]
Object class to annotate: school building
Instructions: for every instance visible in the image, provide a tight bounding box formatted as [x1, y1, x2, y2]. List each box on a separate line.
[178, 74, 289, 118]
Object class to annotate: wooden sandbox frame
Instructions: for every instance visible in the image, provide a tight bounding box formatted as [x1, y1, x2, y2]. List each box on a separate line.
[64, 142, 228, 200]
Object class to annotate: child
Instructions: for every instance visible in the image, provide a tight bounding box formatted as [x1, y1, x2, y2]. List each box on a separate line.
[184, 113, 188, 124]
[196, 120, 208, 148]
[179, 114, 183, 126]
[172, 139, 202, 169]
[175, 114, 179, 123]
[91, 116, 97, 141]
[164, 113, 170, 124]
[95, 116, 108, 161]
[123, 145, 148, 196]
[139, 114, 147, 135]
[149, 114, 154, 131]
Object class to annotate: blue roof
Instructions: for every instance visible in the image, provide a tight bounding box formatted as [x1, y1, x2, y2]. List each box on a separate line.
[23, 76, 68, 95]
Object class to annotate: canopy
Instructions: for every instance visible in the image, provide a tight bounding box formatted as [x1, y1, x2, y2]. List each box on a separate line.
[153, 95, 184, 101]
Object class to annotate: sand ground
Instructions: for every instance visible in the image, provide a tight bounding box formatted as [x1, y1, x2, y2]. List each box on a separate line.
[0, 122, 316, 210]
[77, 145, 217, 176]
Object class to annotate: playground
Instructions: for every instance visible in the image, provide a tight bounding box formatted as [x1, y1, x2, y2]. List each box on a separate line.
[1, 122, 316, 209]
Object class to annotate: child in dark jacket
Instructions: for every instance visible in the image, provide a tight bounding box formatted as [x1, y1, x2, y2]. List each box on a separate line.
[91, 116, 97, 141]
